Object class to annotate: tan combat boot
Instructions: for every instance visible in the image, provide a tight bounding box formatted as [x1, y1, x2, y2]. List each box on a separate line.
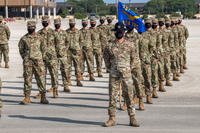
[53, 87, 58, 98]
[89, 73, 95, 81]
[5, 63, 9, 68]
[129, 115, 140, 127]
[166, 80, 173, 86]
[67, 78, 72, 86]
[146, 95, 153, 104]
[47, 87, 54, 93]
[33, 93, 41, 99]
[63, 86, 71, 93]
[77, 74, 83, 87]
[40, 93, 49, 104]
[159, 81, 166, 92]
[183, 64, 188, 70]
[103, 116, 116, 127]
[139, 98, 145, 111]
[80, 73, 84, 81]
[20, 94, 31, 105]
[180, 67, 184, 74]
[152, 87, 158, 98]
[176, 72, 181, 77]
[98, 71, 103, 77]
[173, 73, 180, 81]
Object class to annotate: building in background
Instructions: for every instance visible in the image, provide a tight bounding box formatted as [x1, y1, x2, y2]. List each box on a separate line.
[0, 0, 56, 19]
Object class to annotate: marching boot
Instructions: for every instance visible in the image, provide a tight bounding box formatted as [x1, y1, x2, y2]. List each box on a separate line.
[5, 63, 9, 68]
[103, 116, 116, 127]
[89, 73, 95, 81]
[159, 81, 166, 92]
[40, 93, 49, 104]
[173, 73, 180, 81]
[129, 115, 140, 127]
[67, 78, 72, 86]
[176, 72, 181, 77]
[166, 80, 173, 86]
[152, 87, 158, 98]
[53, 87, 58, 98]
[80, 73, 84, 81]
[138, 98, 145, 111]
[76, 74, 83, 87]
[63, 86, 71, 93]
[33, 93, 41, 99]
[180, 66, 184, 74]
[20, 93, 31, 105]
[98, 71, 103, 77]
[121, 102, 127, 111]
[146, 95, 153, 104]
[47, 87, 54, 93]
[183, 64, 188, 70]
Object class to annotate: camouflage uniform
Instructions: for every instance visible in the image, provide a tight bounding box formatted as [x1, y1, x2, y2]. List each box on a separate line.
[90, 18, 103, 77]
[18, 21, 46, 97]
[106, 17, 115, 42]
[0, 16, 10, 67]
[66, 19, 83, 86]
[54, 18, 70, 92]
[104, 39, 137, 118]
[37, 16, 58, 90]
[79, 19, 95, 76]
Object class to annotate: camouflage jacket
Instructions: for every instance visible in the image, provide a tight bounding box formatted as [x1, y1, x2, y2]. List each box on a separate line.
[0, 23, 10, 44]
[139, 32, 151, 64]
[18, 33, 45, 60]
[66, 28, 81, 51]
[55, 29, 69, 58]
[97, 24, 108, 48]
[79, 28, 93, 50]
[180, 24, 189, 41]
[103, 39, 137, 78]
[176, 25, 185, 47]
[106, 24, 115, 42]
[37, 28, 57, 60]
[162, 27, 173, 54]
[171, 26, 180, 52]
[90, 27, 102, 50]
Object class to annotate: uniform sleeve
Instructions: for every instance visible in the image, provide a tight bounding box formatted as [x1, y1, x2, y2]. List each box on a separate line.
[18, 38, 26, 59]
[5, 25, 10, 40]
[103, 45, 111, 71]
[184, 26, 189, 40]
[40, 36, 46, 59]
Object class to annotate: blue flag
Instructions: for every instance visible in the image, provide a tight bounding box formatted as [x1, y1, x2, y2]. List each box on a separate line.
[118, 2, 146, 33]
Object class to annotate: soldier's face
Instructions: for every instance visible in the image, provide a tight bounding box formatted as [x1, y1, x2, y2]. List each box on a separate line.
[90, 22, 96, 27]
[159, 21, 165, 27]
[171, 22, 175, 27]
[100, 19, 105, 24]
[55, 24, 61, 29]
[107, 19, 112, 24]
[115, 29, 125, 39]
[165, 23, 170, 28]
[152, 23, 158, 29]
[69, 23, 75, 28]
[82, 22, 88, 28]
[27, 26, 36, 34]
[42, 21, 49, 27]
[145, 23, 152, 29]
[178, 20, 182, 25]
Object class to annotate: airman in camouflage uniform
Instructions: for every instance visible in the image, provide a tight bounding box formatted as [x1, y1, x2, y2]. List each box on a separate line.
[18, 21, 49, 104]
[90, 18, 103, 77]
[177, 18, 189, 70]
[0, 16, 10, 68]
[0, 78, 2, 117]
[139, 19, 153, 104]
[103, 22, 139, 127]
[106, 17, 115, 42]
[152, 18, 166, 92]
[170, 18, 180, 81]
[159, 18, 173, 86]
[79, 19, 95, 81]
[125, 26, 145, 110]
[37, 16, 59, 94]
[54, 18, 71, 95]
[66, 18, 83, 86]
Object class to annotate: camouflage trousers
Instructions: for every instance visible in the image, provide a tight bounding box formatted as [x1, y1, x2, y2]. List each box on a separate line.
[132, 67, 145, 98]
[141, 62, 152, 96]
[163, 54, 171, 80]
[170, 51, 178, 74]
[183, 40, 187, 66]
[23, 59, 46, 95]
[44, 59, 58, 89]
[93, 49, 102, 73]
[81, 48, 95, 74]
[67, 50, 82, 78]
[158, 58, 165, 81]
[151, 58, 158, 88]
[178, 47, 184, 68]
[108, 75, 136, 116]
[58, 57, 70, 88]
[0, 44, 9, 63]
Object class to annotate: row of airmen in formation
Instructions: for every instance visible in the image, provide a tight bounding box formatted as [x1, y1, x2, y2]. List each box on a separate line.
[0, 15, 189, 127]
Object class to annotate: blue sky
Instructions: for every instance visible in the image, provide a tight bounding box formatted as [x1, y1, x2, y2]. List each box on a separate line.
[55, 0, 150, 3]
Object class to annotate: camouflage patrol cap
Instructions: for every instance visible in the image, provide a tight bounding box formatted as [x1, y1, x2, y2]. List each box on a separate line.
[165, 18, 171, 24]
[107, 16, 113, 20]
[69, 18, 75, 24]
[100, 16, 106, 20]
[144, 18, 152, 24]
[42, 15, 50, 22]
[27, 21, 36, 27]
[158, 18, 165, 22]
[54, 18, 61, 24]
[0, 16, 3, 21]
[90, 18, 96, 23]
[152, 18, 158, 24]
[82, 18, 88, 23]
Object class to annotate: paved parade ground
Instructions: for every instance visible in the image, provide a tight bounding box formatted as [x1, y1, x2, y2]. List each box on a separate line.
[0, 19, 200, 133]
